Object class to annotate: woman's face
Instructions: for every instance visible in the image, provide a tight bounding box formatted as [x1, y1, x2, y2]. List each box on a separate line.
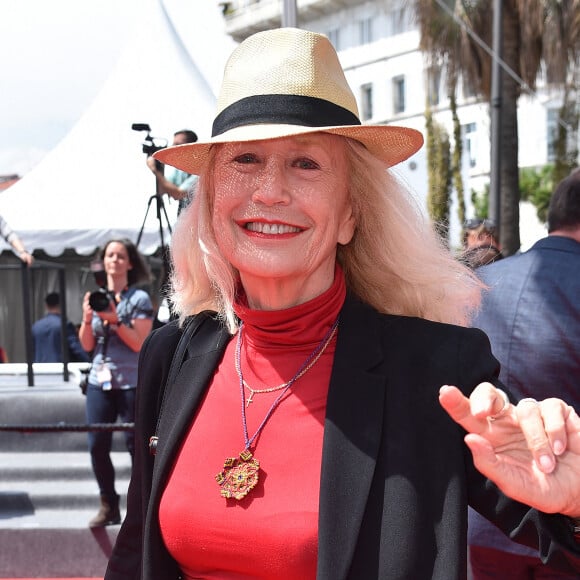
[103, 242, 132, 281]
[211, 134, 355, 296]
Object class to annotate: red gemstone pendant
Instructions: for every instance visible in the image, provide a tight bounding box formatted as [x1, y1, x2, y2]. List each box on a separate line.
[215, 449, 260, 500]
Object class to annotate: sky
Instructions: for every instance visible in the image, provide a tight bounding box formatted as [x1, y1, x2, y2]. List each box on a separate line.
[0, 0, 234, 176]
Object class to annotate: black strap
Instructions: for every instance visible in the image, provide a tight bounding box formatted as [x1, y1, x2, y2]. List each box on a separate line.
[100, 322, 111, 358]
[85, 321, 111, 384]
[149, 313, 210, 455]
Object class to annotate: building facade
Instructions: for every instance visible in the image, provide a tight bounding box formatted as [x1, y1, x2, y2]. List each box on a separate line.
[220, 0, 569, 246]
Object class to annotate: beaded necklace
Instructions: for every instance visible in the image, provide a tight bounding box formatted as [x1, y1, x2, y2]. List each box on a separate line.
[235, 321, 338, 407]
[215, 317, 339, 500]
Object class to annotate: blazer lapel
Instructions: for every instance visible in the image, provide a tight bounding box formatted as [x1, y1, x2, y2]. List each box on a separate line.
[150, 319, 231, 504]
[317, 296, 388, 579]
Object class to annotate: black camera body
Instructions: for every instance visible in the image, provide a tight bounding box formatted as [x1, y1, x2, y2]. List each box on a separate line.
[131, 123, 167, 157]
[141, 138, 167, 157]
[89, 288, 116, 312]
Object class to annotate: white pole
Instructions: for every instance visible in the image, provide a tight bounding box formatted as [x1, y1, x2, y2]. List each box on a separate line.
[282, 0, 298, 28]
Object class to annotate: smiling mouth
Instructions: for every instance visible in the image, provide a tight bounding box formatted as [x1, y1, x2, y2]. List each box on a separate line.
[244, 222, 302, 234]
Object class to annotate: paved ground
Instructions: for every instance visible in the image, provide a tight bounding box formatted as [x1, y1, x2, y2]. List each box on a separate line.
[0, 364, 130, 577]
[0, 452, 131, 528]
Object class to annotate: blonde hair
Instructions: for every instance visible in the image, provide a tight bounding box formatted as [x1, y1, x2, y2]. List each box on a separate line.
[169, 138, 483, 333]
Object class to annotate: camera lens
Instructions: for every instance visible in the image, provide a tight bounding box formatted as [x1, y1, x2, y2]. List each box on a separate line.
[89, 289, 112, 312]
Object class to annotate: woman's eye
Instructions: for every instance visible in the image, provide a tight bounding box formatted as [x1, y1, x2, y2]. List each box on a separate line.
[295, 158, 320, 170]
[233, 153, 258, 164]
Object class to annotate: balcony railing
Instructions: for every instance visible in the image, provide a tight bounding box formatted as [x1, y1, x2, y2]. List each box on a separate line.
[221, 0, 367, 42]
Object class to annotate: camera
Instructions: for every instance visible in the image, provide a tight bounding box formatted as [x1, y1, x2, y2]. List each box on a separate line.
[89, 288, 116, 312]
[88, 260, 114, 312]
[131, 123, 168, 157]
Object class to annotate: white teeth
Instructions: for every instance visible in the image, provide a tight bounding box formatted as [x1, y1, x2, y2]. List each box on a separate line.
[246, 222, 301, 234]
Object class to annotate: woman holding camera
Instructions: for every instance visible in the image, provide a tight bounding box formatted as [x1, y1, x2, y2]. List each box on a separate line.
[79, 238, 154, 527]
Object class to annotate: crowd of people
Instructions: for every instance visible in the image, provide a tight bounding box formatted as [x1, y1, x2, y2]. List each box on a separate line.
[1, 25, 579, 580]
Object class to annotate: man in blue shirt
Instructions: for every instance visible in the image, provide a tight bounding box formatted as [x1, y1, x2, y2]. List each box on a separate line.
[468, 170, 580, 578]
[32, 292, 90, 363]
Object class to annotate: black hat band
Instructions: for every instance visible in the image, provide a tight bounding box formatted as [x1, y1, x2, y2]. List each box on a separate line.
[212, 94, 361, 137]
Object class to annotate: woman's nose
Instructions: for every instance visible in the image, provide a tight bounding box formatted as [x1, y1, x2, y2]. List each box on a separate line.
[251, 159, 291, 205]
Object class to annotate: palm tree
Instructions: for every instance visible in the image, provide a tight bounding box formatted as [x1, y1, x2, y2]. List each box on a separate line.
[412, 0, 580, 255]
[426, 104, 453, 242]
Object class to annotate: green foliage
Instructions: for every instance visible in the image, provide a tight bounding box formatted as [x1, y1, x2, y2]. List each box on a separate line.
[552, 98, 579, 185]
[425, 106, 452, 242]
[411, 0, 580, 255]
[470, 184, 489, 219]
[519, 165, 554, 223]
[450, 92, 465, 226]
[473, 165, 555, 225]
[472, 165, 558, 226]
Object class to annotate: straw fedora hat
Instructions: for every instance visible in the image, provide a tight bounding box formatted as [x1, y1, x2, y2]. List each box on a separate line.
[155, 27, 424, 175]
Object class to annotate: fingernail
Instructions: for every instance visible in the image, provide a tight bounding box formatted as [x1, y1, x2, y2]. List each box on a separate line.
[539, 454, 555, 473]
[553, 440, 565, 455]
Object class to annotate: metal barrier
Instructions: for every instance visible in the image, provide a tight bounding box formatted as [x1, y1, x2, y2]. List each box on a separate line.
[0, 259, 71, 386]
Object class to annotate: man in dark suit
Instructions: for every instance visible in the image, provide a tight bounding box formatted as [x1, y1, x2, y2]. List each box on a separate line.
[468, 170, 580, 578]
[32, 292, 90, 363]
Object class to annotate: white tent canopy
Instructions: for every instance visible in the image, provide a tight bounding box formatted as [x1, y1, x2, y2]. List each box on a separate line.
[0, 0, 224, 257]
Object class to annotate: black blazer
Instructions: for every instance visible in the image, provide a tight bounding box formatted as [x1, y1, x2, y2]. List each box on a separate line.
[105, 294, 580, 579]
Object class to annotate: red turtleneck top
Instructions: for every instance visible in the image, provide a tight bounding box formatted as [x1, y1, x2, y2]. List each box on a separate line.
[159, 268, 346, 579]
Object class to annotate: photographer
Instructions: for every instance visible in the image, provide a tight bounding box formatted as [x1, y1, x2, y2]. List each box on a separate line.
[79, 238, 153, 527]
[146, 129, 198, 214]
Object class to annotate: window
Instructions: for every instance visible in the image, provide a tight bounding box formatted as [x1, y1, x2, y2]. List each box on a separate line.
[463, 122, 477, 168]
[361, 84, 373, 121]
[327, 28, 340, 50]
[359, 18, 373, 45]
[386, 6, 413, 37]
[392, 75, 406, 114]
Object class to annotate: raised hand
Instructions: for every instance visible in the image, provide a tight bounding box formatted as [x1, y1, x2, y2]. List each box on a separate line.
[439, 383, 580, 518]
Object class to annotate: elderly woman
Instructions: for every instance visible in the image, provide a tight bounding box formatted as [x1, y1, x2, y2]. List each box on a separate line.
[106, 28, 580, 579]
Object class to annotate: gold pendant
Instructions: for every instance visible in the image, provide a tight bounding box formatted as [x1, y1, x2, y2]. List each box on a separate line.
[215, 449, 260, 500]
